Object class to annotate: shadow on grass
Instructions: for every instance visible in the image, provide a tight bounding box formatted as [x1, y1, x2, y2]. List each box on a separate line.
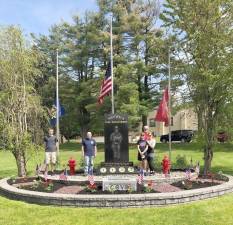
[156, 142, 233, 153]
[210, 166, 233, 176]
[0, 169, 18, 178]
[60, 142, 80, 151]
[60, 142, 105, 152]
[60, 142, 233, 156]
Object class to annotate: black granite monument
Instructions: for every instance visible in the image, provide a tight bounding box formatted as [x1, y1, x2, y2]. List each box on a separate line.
[98, 114, 135, 174]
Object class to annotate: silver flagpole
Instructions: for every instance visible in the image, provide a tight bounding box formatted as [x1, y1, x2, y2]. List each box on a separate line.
[110, 16, 114, 114]
[168, 47, 172, 161]
[56, 49, 60, 159]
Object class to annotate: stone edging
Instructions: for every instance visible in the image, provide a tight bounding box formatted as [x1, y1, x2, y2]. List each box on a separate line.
[0, 175, 233, 208]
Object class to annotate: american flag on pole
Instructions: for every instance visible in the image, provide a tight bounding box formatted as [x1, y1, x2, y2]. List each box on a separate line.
[137, 169, 144, 185]
[88, 170, 95, 186]
[98, 62, 112, 104]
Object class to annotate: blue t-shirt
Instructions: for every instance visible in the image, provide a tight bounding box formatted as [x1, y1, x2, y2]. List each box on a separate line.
[82, 138, 96, 156]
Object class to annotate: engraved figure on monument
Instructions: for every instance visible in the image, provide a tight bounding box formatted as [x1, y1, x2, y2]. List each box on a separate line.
[110, 126, 122, 160]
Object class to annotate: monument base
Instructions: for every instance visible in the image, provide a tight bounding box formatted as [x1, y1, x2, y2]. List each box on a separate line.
[98, 162, 136, 175]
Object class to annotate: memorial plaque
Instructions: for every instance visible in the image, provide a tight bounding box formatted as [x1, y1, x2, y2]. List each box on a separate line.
[104, 114, 128, 163]
[102, 176, 137, 191]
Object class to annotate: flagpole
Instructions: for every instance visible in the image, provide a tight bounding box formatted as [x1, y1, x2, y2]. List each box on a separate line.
[110, 15, 114, 114]
[168, 47, 172, 161]
[56, 49, 60, 159]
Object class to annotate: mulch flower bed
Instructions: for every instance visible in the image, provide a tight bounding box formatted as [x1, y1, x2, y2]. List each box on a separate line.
[16, 180, 159, 194]
[171, 173, 228, 190]
[172, 179, 221, 190]
[7, 173, 229, 194]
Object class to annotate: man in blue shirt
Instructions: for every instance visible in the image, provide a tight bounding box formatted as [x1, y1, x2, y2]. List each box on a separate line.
[82, 132, 97, 175]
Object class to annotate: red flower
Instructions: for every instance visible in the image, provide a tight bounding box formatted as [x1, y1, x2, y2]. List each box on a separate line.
[148, 180, 153, 187]
[88, 183, 97, 189]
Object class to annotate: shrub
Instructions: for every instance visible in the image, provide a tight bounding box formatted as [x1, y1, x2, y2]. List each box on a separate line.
[175, 155, 188, 169]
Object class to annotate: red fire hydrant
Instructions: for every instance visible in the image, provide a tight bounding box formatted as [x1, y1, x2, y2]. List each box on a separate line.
[162, 155, 171, 176]
[68, 157, 76, 175]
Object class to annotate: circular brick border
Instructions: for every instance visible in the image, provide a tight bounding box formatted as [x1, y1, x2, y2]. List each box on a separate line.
[0, 175, 233, 208]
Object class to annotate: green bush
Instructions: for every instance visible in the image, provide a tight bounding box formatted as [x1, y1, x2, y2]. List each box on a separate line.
[153, 156, 161, 171]
[79, 157, 85, 169]
[175, 154, 188, 169]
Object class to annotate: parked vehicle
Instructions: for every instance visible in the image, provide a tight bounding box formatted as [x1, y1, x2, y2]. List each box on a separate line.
[160, 130, 194, 143]
[217, 131, 228, 143]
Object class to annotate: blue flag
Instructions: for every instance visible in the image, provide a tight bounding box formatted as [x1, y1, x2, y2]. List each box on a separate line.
[50, 99, 65, 127]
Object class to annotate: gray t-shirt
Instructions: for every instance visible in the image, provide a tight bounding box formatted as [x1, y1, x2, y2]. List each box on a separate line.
[44, 135, 57, 152]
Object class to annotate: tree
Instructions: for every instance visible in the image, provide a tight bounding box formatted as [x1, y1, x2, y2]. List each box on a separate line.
[161, 0, 233, 174]
[0, 26, 44, 176]
[33, 0, 170, 137]
[97, 0, 165, 127]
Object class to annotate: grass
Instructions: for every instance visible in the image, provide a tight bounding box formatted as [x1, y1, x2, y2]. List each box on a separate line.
[0, 193, 233, 225]
[1, 141, 232, 177]
[0, 141, 232, 225]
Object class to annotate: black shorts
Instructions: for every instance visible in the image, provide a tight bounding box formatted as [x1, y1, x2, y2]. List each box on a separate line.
[138, 152, 148, 161]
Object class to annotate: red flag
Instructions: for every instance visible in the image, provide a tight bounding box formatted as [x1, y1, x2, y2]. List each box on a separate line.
[155, 87, 169, 126]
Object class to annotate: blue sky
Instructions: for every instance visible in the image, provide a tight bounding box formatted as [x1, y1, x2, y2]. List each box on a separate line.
[0, 0, 98, 35]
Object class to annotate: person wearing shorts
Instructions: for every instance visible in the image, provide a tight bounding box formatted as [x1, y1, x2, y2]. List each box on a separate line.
[137, 133, 148, 174]
[44, 128, 57, 174]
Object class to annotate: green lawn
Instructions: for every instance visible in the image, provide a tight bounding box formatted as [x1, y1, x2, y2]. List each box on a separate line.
[0, 142, 232, 225]
[1, 141, 232, 177]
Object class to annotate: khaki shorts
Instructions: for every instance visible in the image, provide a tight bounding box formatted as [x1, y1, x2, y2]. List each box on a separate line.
[45, 152, 57, 164]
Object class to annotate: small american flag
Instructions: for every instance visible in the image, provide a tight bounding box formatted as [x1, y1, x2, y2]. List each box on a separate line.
[35, 164, 40, 176]
[185, 169, 191, 180]
[88, 170, 95, 186]
[44, 171, 48, 181]
[98, 62, 112, 104]
[59, 169, 68, 181]
[195, 162, 200, 176]
[137, 169, 144, 185]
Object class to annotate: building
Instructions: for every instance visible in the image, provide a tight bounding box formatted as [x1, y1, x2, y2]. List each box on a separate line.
[146, 108, 198, 136]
